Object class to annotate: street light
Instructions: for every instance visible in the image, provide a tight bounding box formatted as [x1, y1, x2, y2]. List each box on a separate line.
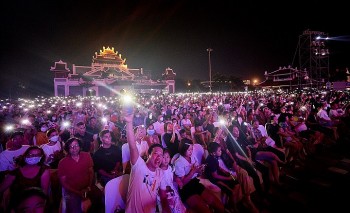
[207, 48, 213, 93]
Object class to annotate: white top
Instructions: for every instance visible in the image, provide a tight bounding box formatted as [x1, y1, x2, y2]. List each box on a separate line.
[258, 125, 276, 147]
[126, 156, 163, 213]
[174, 155, 198, 179]
[317, 109, 331, 121]
[181, 119, 192, 128]
[0, 145, 30, 172]
[153, 121, 165, 136]
[159, 165, 186, 213]
[160, 165, 175, 190]
[41, 142, 62, 163]
[192, 144, 205, 165]
[122, 140, 149, 164]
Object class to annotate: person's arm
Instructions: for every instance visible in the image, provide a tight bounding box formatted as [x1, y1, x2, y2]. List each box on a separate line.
[40, 168, 51, 195]
[226, 149, 236, 162]
[158, 189, 172, 213]
[179, 164, 200, 186]
[98, 169, 116, 179]
[211, 169, 231, 181]
[169, 128, 176, 143]
[0, 174, 15, 194]
[278, 127, 291, 137]
[112, 161, 123, 176]
[124, 113, 139, 165]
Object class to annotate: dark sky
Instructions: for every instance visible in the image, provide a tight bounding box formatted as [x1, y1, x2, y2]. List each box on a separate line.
[1, 0, 349, 97]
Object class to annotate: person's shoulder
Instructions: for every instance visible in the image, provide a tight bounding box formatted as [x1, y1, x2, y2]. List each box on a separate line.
[80, 151, 92, 159]
[57, 156, 69, 167]
[174, 155, 186, 164]
[21, 145, 30, 150]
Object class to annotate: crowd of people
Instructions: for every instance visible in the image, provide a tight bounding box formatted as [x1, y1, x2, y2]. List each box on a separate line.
[0, 89, 349, 213]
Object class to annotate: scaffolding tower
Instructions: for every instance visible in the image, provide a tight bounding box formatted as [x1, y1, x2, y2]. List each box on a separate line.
[297, 29, 330, 89]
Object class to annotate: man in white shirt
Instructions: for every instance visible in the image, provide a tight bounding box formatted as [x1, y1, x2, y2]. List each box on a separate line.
[317, 102, 333, 127]
[329, 102, 344, 121]
[124, 111, 169, 213]
[0, 131, 29, 172]
[122, 126, 149, 174]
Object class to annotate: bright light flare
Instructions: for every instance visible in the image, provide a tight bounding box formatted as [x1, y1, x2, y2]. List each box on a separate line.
[4, 124, 14, 132]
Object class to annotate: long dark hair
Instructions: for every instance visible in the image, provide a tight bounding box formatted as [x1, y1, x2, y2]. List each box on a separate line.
[17, 146, 46, 167]
[178, 138, 192, 156]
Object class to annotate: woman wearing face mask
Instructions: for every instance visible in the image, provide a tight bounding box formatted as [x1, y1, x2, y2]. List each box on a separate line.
[0, 146, 50, 212]
[145, 124, 160, 146]
[41, 128, 64, 168]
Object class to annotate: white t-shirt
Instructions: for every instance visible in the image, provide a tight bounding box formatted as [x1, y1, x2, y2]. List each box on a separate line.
[192, 144, 205, 165]
[0, 145, 30, 172]
[174, 155, 198, 179]
[153, 121, 165, 136]
[159, 165, 186, 213]
[126, 156, 163, 213]
[41, 142, 62, 163]
[181, 119, 192, 128]
[317, 109, 331, 121]
[257, 125, 276, 147]
[122, 140, 149, 164]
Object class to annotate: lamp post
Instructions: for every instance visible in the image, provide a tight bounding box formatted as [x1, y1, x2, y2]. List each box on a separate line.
[207, 48, 213, 93]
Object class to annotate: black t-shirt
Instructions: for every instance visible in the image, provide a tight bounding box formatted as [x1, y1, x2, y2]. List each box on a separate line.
[93, 145, 122, 175]
[204, 155, 220, 184]
[74, 132, 93, 152]
[163, 132, 180, 158]
[226, 135, 249, 159]
[86, 125, 101, 136]
[266, 123, 281, 146]
[205, 123, 215, 137]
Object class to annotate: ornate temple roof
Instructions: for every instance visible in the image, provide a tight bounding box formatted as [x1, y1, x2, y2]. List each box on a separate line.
[162, 67, 176, 80]
[92, 46, 127, 67]
[50, 60, 70, 72]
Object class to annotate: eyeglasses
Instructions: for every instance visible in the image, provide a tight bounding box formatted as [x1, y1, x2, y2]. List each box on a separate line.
[69, 144, 80, 149]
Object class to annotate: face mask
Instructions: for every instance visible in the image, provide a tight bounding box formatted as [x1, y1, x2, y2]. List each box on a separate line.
[50, 135, 59, 142]
[149, 115, 152, 119]
[237, 117, 242, 124]
[40, 127, 48, 132]
[160, 117, 164, 122]
[25, 157, 41, 165]
[52, 117, 56, 121]
[135, 114, 140, 117]
[147, 129, 155, 135]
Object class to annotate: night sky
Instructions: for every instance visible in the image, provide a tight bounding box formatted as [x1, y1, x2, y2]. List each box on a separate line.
[1, 0, 349, 98]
